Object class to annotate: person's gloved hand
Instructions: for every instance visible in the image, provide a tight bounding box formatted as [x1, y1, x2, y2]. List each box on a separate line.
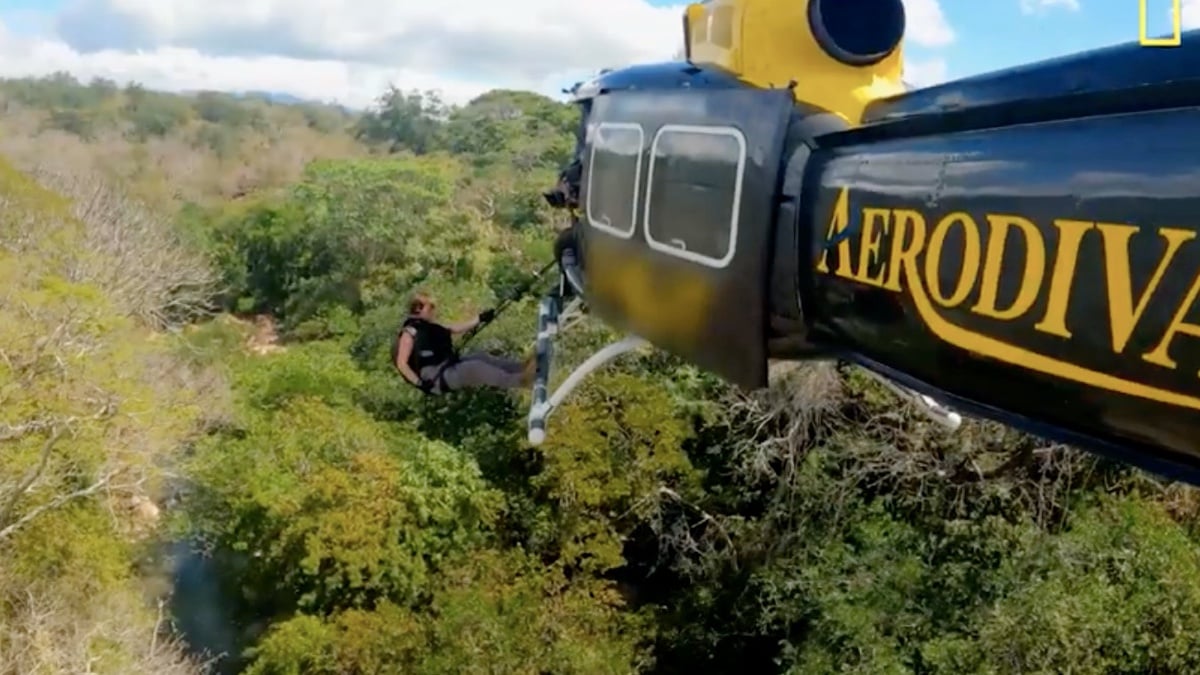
[478, 308, 496, 323]
[418, 379, 435, 395]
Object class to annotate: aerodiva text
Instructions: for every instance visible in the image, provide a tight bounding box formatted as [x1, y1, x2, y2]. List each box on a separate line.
[816, 187, 1200, 410]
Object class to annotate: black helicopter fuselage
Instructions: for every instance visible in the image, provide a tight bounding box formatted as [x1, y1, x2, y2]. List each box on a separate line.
[570, 37, 1200, 484]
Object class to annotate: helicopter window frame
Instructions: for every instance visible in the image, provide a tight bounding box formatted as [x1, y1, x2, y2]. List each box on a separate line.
[585, 121, 645, 239]
[642, 123, 746, 269]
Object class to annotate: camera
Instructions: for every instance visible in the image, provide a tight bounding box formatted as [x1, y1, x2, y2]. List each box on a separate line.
[543, 187, 568, 209]
[543, 158, 581, 210]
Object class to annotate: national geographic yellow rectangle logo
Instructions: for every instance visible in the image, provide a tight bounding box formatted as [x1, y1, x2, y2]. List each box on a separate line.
[1141, 0, 1182, 47]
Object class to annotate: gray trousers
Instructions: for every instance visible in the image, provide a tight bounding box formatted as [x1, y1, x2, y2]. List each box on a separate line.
[419, 352, 525, 392]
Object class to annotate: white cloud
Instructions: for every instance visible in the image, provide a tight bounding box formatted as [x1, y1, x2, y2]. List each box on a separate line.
[0, 27, 529, 108]
[904, 0, 956, 46]
[1182, 0, 1200, 29]
[53, 0, 688, 86]
[1019, 0, 1080, 14]
[903, 57, 949, 88]
[0, 0, 955, 108]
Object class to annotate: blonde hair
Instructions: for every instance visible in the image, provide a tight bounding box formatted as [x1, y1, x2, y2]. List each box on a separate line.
[407, 291, 433, 315]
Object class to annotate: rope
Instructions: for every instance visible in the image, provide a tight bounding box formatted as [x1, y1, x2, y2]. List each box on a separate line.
[457, 259, 559, 349]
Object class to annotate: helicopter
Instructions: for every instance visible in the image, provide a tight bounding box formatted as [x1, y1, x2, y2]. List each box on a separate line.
[523, 0, 1200, 487]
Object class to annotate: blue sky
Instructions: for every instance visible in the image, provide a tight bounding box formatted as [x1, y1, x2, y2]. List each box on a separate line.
[1, 0, 56, 35]
[925, 0, 1186, 78]
[1, 0, 54, 10]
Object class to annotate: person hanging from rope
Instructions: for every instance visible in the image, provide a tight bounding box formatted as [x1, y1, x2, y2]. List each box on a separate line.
[393, 291, 536, 395]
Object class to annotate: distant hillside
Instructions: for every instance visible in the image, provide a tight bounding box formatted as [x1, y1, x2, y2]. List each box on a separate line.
[202, 89, 356, 112]
[0, 73, 370, 209]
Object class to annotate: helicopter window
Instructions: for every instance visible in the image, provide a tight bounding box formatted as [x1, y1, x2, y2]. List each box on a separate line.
[643, 124, 745, 268]
[585, 122, 644, 239]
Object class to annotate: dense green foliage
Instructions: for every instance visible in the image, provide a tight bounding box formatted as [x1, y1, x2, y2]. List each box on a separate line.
[4, 73, 1200, 674]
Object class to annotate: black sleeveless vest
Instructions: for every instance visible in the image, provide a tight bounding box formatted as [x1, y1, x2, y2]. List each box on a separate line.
[394, 317, 456, 375]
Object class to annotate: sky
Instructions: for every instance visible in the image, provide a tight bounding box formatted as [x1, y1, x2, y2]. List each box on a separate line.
[0, 0, 1194, 109]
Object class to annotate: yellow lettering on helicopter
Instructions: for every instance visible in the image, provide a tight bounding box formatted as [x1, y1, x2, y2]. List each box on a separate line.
[817, 187, 1200, 411]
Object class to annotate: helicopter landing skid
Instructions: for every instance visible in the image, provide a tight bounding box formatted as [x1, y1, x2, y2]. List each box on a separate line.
[861, 368, 963, 431]
[526, 291, 645, 446]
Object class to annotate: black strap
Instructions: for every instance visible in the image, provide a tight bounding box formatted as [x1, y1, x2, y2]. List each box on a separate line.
[401, 359, 453, 395]
[435, 363, 452, 393]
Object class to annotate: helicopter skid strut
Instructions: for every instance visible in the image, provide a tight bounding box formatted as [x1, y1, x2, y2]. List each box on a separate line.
[861, 368, 963, 431]
[526, 291, 645, 446]
[524, 292, 961, 445]
[524, 253, 960, 443]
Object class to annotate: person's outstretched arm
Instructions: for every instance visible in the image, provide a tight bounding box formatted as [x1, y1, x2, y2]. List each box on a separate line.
[446, 308, 494, 335]
[445, 316, 480, 335]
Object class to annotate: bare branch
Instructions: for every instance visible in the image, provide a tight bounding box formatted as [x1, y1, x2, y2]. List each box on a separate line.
[654, 486, 738, 570]
[8, 167, 223, 329]
[0, 427, 64, 527]
[0, 418, 58, 443]
[0, 468, 120, 541]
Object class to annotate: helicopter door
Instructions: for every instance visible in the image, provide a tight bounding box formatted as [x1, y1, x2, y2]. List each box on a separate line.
[580, 86, 794, 388]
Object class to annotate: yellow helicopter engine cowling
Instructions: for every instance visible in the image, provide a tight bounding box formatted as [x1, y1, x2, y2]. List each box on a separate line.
[683, 0, 907, 124]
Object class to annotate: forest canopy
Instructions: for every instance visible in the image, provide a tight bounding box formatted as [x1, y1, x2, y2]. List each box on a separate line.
[2, 71, 1200, 674]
